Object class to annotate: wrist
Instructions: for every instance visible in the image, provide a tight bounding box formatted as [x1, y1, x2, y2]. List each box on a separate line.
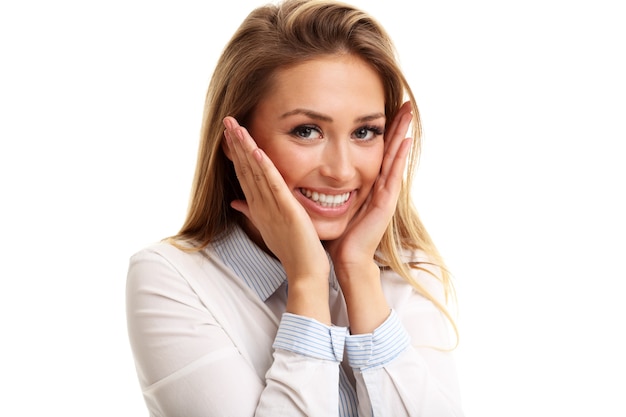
[334, 259, 380, 287]
[285, 278, 331, 325]
[335, 262, 390, 334]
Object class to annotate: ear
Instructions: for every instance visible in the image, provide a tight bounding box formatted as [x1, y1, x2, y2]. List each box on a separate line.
[221, 132, 234, 161]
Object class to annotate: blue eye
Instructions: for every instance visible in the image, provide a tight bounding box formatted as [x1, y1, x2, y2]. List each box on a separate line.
[291, 125, 323, 140]
[352, 126, 384, 141]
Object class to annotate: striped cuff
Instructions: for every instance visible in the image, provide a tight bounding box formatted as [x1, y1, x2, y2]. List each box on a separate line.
[345, 310, 410, 371]
[273, 313, 348, 362]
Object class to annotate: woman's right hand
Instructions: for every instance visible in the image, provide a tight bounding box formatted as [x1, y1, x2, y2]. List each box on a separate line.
[224, 117, 331, 323]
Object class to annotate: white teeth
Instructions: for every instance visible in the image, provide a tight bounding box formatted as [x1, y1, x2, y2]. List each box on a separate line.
[300, 188, 350, 207]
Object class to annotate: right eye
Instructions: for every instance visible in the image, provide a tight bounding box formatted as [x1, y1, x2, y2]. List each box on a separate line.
[290, 125, 323, 140]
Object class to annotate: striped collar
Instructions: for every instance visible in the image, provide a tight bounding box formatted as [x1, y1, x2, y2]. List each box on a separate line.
[211, 225, 285, 301]
[211, 225, 338, 302]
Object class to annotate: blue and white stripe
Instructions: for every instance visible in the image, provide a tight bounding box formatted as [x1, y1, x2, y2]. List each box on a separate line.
[338, 365, 359, 416]
[212, 226, 286, 301]
[274, 313, 347, 361]
[346, 310, 410, 371]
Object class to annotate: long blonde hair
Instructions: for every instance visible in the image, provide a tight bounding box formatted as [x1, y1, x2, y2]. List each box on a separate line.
[171, 0, 457, 345]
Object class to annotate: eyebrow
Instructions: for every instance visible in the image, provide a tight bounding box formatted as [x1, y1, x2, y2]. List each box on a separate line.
[280, 108, 385, 123]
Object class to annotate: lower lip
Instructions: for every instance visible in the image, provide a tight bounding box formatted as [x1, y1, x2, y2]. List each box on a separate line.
[295, 190, 354, 217]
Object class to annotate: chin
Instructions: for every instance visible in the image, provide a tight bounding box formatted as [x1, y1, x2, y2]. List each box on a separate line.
[314, 222, 348, 242]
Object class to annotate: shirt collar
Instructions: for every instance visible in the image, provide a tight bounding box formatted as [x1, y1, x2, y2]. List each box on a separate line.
[211, 224, 338, 302]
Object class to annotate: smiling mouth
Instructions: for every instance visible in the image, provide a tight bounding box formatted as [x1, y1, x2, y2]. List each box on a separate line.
[299, 188, 351, 208]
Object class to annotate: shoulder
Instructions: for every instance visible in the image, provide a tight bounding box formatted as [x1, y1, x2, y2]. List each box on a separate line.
[127, 242, 193, 289]
[127, 242, 214, 290]
[128, 240, 216, 271]
[127, 241, 244, 297]
[130, 240, 197, 261]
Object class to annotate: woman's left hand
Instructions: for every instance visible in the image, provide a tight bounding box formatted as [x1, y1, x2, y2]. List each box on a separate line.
[325, 101, 413, 333]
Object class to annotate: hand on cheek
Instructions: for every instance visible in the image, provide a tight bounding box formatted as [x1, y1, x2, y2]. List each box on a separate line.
[223, 116, 332, 324]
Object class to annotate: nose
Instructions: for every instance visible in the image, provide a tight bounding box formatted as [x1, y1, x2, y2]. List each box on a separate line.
[319, 139, 356, 182]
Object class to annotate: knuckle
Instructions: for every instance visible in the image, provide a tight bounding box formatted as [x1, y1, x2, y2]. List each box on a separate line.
[269, 182, 281, 192]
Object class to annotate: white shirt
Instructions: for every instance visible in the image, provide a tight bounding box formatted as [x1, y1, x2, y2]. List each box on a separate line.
[126, 225, 464, 416]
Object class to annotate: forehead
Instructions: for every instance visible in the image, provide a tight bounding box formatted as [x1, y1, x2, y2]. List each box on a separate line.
[261, 54, 386, 112]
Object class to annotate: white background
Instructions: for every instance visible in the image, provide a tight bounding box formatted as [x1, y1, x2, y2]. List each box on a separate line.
[1, 0, 624, 415]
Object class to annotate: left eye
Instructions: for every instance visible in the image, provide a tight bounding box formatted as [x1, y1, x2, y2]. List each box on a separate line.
[352, 126, 383, 141]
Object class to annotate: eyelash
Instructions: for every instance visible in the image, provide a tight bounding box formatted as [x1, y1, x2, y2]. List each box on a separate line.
[290, 125, 322, 140]
[354, 125, 385, 140]
[289, 124, 385, 141]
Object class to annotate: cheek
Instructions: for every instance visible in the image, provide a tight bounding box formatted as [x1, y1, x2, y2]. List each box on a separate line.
[262, 146, 308, 185]
[247, 130, 302, 185]
[358, 146, 384, 182]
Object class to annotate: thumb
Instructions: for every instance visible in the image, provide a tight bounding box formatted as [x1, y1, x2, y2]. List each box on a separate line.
[230, 200, 251, 220]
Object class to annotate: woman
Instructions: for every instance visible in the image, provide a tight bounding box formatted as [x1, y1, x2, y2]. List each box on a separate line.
[126, 0, 464, 415]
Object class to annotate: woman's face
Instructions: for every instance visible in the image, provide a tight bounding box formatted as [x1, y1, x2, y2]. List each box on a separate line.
[247, 54, 386, 241]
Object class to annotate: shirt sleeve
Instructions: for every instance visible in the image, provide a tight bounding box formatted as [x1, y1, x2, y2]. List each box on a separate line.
[254, 313, 347, 415]
[344, 264, 465, 417]
[126, 248, 267, 417]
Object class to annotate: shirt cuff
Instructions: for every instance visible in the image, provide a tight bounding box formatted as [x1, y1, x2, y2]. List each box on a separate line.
[273, 313, 348, 362]
[345, 309, 410, 371]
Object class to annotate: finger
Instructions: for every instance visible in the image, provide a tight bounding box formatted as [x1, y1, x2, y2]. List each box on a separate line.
[376, 137, 411, 204]
[225, 117, 291, 211]
[253, 148, 290, 205]
[385, 137, 412, 188]
[380, 107, 412, 184]
[224, 118, 268, 205]
[235, 126, 283, 208]
[230, 199, 251, 218]
[384, 101, 412, 154]
[225, 129, 256, 204]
